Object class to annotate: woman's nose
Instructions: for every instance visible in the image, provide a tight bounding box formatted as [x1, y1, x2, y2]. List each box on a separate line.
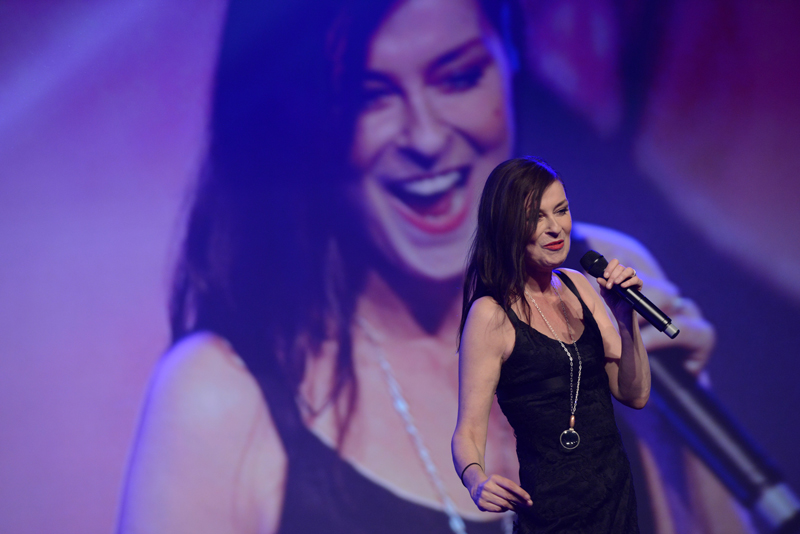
[396, 91, 450, 168]
[542, 215, 561, 234]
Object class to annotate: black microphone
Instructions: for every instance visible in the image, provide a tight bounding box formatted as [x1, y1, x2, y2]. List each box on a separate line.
[648, 352, 800, 533]
[580, 249, 800, 532]
[580, 250, 679, 338]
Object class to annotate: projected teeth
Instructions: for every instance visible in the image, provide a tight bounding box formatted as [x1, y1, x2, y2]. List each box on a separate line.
[379, 167, 472, 233]
[399, 171, 462, 196]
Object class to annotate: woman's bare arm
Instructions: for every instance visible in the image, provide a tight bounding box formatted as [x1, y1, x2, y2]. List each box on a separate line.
[117, 333, 286, 534]
[563, 267, 651, 409]
[576, 222, 715, 375]
[451, 297, 532, 512]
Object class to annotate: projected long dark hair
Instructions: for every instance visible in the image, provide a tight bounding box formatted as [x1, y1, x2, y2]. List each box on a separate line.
[170, 0, 524, 444]
[458, 156, 561, 346]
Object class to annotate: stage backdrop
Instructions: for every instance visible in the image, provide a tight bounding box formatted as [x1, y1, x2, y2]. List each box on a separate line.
[0, 1, 798, 533]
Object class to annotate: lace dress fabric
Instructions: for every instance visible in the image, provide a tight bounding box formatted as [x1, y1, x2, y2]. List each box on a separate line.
[497, 272, 639, 533]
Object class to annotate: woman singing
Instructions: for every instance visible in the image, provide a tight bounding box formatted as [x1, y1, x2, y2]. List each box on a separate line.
[453, 157, 649, 532]
[117, 0, 745, 532]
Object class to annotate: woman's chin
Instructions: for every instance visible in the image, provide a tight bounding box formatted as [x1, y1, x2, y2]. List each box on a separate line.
[364, 215, 474, 285]
[377, 241, 468, 285]
[526, 256, 568, 276]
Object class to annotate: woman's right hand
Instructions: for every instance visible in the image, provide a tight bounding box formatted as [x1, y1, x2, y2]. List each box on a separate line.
[453, 297, 531, 512]
[466, 470, 533, 513]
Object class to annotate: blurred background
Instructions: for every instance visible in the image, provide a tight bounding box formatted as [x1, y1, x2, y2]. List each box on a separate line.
[0, 1, 798, 532]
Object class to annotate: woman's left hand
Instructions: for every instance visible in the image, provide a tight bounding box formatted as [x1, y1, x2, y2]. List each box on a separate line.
[588, 259, 651, 408]
[593, 258, 715, 375]
[595, 258, 642, 323]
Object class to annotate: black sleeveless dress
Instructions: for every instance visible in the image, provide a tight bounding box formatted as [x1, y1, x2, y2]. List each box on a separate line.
[273, 424, 508, 533]
[256, 360, 508, 533]
[497, 271, 639, 533]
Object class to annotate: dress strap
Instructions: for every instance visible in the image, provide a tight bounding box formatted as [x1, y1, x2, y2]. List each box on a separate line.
[508, 276, 585, 323]
[555, 270, 587, 309]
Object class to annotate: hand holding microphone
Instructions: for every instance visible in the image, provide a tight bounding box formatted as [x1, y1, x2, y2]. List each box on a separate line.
[580, 250, 800, 532]
[591, 256, 645, 326]
[580, 250, 680, 339]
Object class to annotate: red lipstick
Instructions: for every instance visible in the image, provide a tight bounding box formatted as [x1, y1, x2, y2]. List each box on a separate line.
[543, 240, 564, 251]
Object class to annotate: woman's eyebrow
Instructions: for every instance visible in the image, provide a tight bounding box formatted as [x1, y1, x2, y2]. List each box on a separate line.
[426, 38, 486, 74]
[360, 70, 397, 87]
[360, 38, 487, 85]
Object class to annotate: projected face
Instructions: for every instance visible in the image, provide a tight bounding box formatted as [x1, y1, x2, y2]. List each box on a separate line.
[350, 0, 514, 280]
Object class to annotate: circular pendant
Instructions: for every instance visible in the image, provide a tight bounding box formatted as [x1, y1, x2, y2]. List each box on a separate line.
[560, 428, 580, 449]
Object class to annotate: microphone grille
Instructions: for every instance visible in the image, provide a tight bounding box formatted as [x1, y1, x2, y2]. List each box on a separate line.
[580, 250, 608, 277]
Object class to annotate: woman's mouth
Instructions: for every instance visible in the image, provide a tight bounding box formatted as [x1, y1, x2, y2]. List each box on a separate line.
[543, 240, 564, 251]
[383, 168, 471, 234]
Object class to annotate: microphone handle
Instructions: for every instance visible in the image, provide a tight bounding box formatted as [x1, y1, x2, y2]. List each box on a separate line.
[649, 351, 800, 533]
[613, 285, 679, 338]
[579, 250, 678, 338]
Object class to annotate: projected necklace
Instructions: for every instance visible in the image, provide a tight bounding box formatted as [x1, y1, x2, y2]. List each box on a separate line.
[526, 278, 583, 450]
[357, 317, 514, 534]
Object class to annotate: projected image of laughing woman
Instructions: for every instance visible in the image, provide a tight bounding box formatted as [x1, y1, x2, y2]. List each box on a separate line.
[117, 0, 747, 533]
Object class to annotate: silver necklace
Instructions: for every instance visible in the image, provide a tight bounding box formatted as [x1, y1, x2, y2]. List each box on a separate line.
[525, 277, 583, 450]
[357, 317, 514, 534]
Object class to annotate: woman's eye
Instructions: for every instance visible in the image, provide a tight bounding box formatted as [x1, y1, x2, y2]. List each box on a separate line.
[360, 84, 398, 110]
[439, 65, 485, 93]
[433, 56, 492, 93]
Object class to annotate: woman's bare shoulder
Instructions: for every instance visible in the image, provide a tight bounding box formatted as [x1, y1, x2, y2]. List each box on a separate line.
[149, 332, 267, 430]
[557, 268, 605, 308]
[557, 267, 596, 293]
[468, 295, 506, 322]
[464, 296, 515, 358]
[120, 332, 287, 532]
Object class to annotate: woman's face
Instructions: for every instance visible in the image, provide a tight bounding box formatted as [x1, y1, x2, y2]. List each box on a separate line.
[526, 180, 572, 275]
[350, 0, 515, 281]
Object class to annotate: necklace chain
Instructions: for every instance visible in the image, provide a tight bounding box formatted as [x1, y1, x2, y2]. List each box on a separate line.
[525, 277, 582, 417]
[358, 317, 513, 534]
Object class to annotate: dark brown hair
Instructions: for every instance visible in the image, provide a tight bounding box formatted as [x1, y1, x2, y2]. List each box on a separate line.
[458, 156, 562, 346]
[171, 0, 525, 445]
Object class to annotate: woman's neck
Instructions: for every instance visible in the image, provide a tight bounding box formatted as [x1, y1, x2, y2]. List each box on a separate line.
[356, 267, 462, 341]
[525, 268, 557, 297]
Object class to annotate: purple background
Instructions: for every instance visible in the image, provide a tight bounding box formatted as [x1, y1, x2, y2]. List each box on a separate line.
[1, 1, 798, 532]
